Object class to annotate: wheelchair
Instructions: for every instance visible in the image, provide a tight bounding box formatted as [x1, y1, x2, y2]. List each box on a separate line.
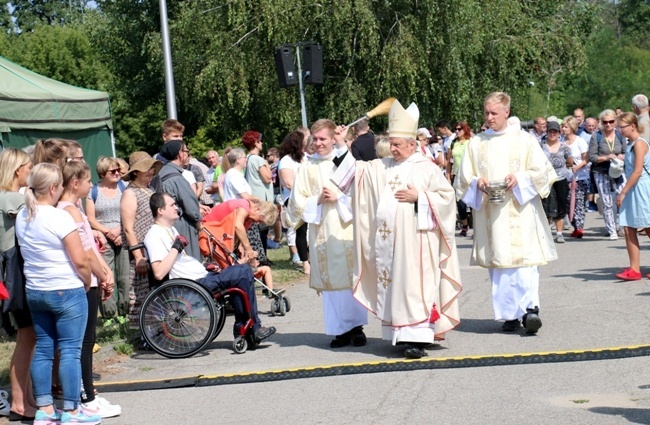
[133, 245, 259, 359]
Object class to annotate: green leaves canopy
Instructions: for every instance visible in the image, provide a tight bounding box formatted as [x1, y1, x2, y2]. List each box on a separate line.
[1, 0, 606, 156]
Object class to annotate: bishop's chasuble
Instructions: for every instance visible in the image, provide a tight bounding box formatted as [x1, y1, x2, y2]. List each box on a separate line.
[332, 151, 462, 343]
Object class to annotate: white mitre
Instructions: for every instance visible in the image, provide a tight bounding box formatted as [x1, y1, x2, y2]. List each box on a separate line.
[388, 100, 419, 139]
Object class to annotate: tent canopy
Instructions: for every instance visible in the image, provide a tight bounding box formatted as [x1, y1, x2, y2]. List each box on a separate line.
[0, 56, 114, 180]
[0, 55, 113, 133]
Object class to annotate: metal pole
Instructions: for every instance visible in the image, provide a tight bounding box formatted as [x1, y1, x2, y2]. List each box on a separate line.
[159, 0, 177, 119]
[295, 45, 308, 128]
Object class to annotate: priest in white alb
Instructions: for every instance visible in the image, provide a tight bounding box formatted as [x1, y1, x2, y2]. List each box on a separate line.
[331, 100, 462, 359]
[455, 92, 557, 334]
[284, 119, 368, 348]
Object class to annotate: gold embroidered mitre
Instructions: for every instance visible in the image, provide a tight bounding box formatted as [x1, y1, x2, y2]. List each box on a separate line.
[388, 100, 419, 139]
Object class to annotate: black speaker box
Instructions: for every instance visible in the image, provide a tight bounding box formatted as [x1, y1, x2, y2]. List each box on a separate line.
[303, 43, 323, 85]
[274, 47, 297, 87]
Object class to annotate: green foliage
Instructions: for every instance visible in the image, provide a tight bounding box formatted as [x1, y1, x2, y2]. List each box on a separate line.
[618, 0, 650, 49]
[0, 0, 642, 156]
[10, 0, 90, 32]
[0, 23, 111, 90]
[559, 26, 650, 118]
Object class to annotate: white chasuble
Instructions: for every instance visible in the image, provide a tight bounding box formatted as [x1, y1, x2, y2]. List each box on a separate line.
[455, 126, 558, 268]
[285, 153, 355, 293]
[333, 152, 462, 343]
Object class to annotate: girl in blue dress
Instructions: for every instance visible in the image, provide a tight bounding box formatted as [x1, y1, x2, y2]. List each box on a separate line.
[615, 112, 650, 281]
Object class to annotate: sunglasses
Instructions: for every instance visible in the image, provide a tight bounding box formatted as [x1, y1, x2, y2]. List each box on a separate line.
[602, 120, 616, 125]
[107, 168, 121, 175]
[454, 128, 462, 132]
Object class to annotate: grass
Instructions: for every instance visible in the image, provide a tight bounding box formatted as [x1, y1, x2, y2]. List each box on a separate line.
[0, 336, 15, 387]
[264, 243, 310, 287]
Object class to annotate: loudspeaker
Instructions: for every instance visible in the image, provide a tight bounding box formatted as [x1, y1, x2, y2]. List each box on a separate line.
[274, 47, 297, 87]
[303, 43, 323, 85]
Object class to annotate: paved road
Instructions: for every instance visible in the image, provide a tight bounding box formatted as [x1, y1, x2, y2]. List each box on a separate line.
[94, 212, 650, 424]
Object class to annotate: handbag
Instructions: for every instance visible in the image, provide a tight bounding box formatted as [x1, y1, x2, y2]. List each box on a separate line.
[0, 281, 8, 300]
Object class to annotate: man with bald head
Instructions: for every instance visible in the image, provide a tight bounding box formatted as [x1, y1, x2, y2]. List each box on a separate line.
[205, 150, 222, 203]
[573, 108, 585, 134]
[579, 117, 598, 142]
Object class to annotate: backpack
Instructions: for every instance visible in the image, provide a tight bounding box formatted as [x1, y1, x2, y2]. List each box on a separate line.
[150, 170, 182, 193]
[595, 129, 623, 150]
[89, 180, 126, 203]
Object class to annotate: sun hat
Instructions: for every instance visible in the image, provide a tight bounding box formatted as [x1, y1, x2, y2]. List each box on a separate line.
[123, 151, 162, 181]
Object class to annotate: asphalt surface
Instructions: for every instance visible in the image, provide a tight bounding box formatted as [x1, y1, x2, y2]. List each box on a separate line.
[91, 212, 650, 424]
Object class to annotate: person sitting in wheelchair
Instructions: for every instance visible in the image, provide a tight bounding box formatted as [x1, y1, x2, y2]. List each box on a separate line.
[144, 192, 276, 343]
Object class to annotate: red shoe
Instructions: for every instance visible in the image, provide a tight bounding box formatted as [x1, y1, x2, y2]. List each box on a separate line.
[615, 268, 642, 281]
[570, 229, 578, 238]
[575, 229, 583, 238]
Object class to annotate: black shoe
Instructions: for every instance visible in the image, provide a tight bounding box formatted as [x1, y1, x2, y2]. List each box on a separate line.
[501, 319, 520, 332]
[258, 259, 274, 267]
[330, 331, 352, 348]
[351, 326, 367, 347]
[254, 326, 276, 343]
[404, 344, 428, 359]
[523, 308, 542, 334]
[92, 372, 101, 381]
[261, 288, 269, 298]
[9, 411, 36, 421]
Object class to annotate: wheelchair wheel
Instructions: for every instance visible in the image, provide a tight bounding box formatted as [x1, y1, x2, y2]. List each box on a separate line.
[283, 296, 291, 313]
[270, 299, 280, 316]
[210, 300, 227, 342]
[233, 336, 248, 354]
[140, 279, 216, 359]
[278, 297, 287, 316]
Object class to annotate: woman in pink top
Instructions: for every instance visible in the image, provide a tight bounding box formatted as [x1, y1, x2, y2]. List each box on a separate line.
[202, 199, 276, 260]
[58, 161, 121, 418]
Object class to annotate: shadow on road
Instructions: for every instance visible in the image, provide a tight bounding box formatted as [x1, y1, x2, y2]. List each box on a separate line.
[589, 406, 650, 424]
[549, 267, 624, 282]
[454, 318, 501, 335]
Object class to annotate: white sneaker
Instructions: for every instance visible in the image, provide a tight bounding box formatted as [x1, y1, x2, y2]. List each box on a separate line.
[609, 233, 619, 240]
[82, 396, 122, 418]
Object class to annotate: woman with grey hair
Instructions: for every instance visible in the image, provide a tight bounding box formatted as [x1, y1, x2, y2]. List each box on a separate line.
[587, 109, 626, 240]
[223, 148, 257, 202]
[374, 133, 392, 158]
[222, 147, 267, 263]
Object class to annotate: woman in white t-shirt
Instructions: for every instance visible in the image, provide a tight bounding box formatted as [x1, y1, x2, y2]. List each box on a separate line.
[278, 131, 310, 274]
[562, 116, 590, 238]
[222, 148, 256, 202]
[15, 163, 98, 423]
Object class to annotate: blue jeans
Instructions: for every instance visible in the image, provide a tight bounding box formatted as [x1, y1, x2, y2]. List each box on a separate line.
[197, 264, 259, 337]
[26, 287, 88, 410]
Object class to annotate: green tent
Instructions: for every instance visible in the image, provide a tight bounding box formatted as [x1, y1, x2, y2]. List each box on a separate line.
[0, 55, 114, 180]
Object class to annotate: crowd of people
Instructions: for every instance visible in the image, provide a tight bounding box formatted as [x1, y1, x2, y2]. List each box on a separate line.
[1, 91, 649, 422]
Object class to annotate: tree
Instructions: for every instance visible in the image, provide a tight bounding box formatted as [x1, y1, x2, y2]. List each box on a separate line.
[11, 0, 90, 32]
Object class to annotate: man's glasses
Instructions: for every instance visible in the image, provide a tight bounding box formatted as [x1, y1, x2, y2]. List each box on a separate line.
[107, 168, 121, 175]
[602, 120, 616, 125]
